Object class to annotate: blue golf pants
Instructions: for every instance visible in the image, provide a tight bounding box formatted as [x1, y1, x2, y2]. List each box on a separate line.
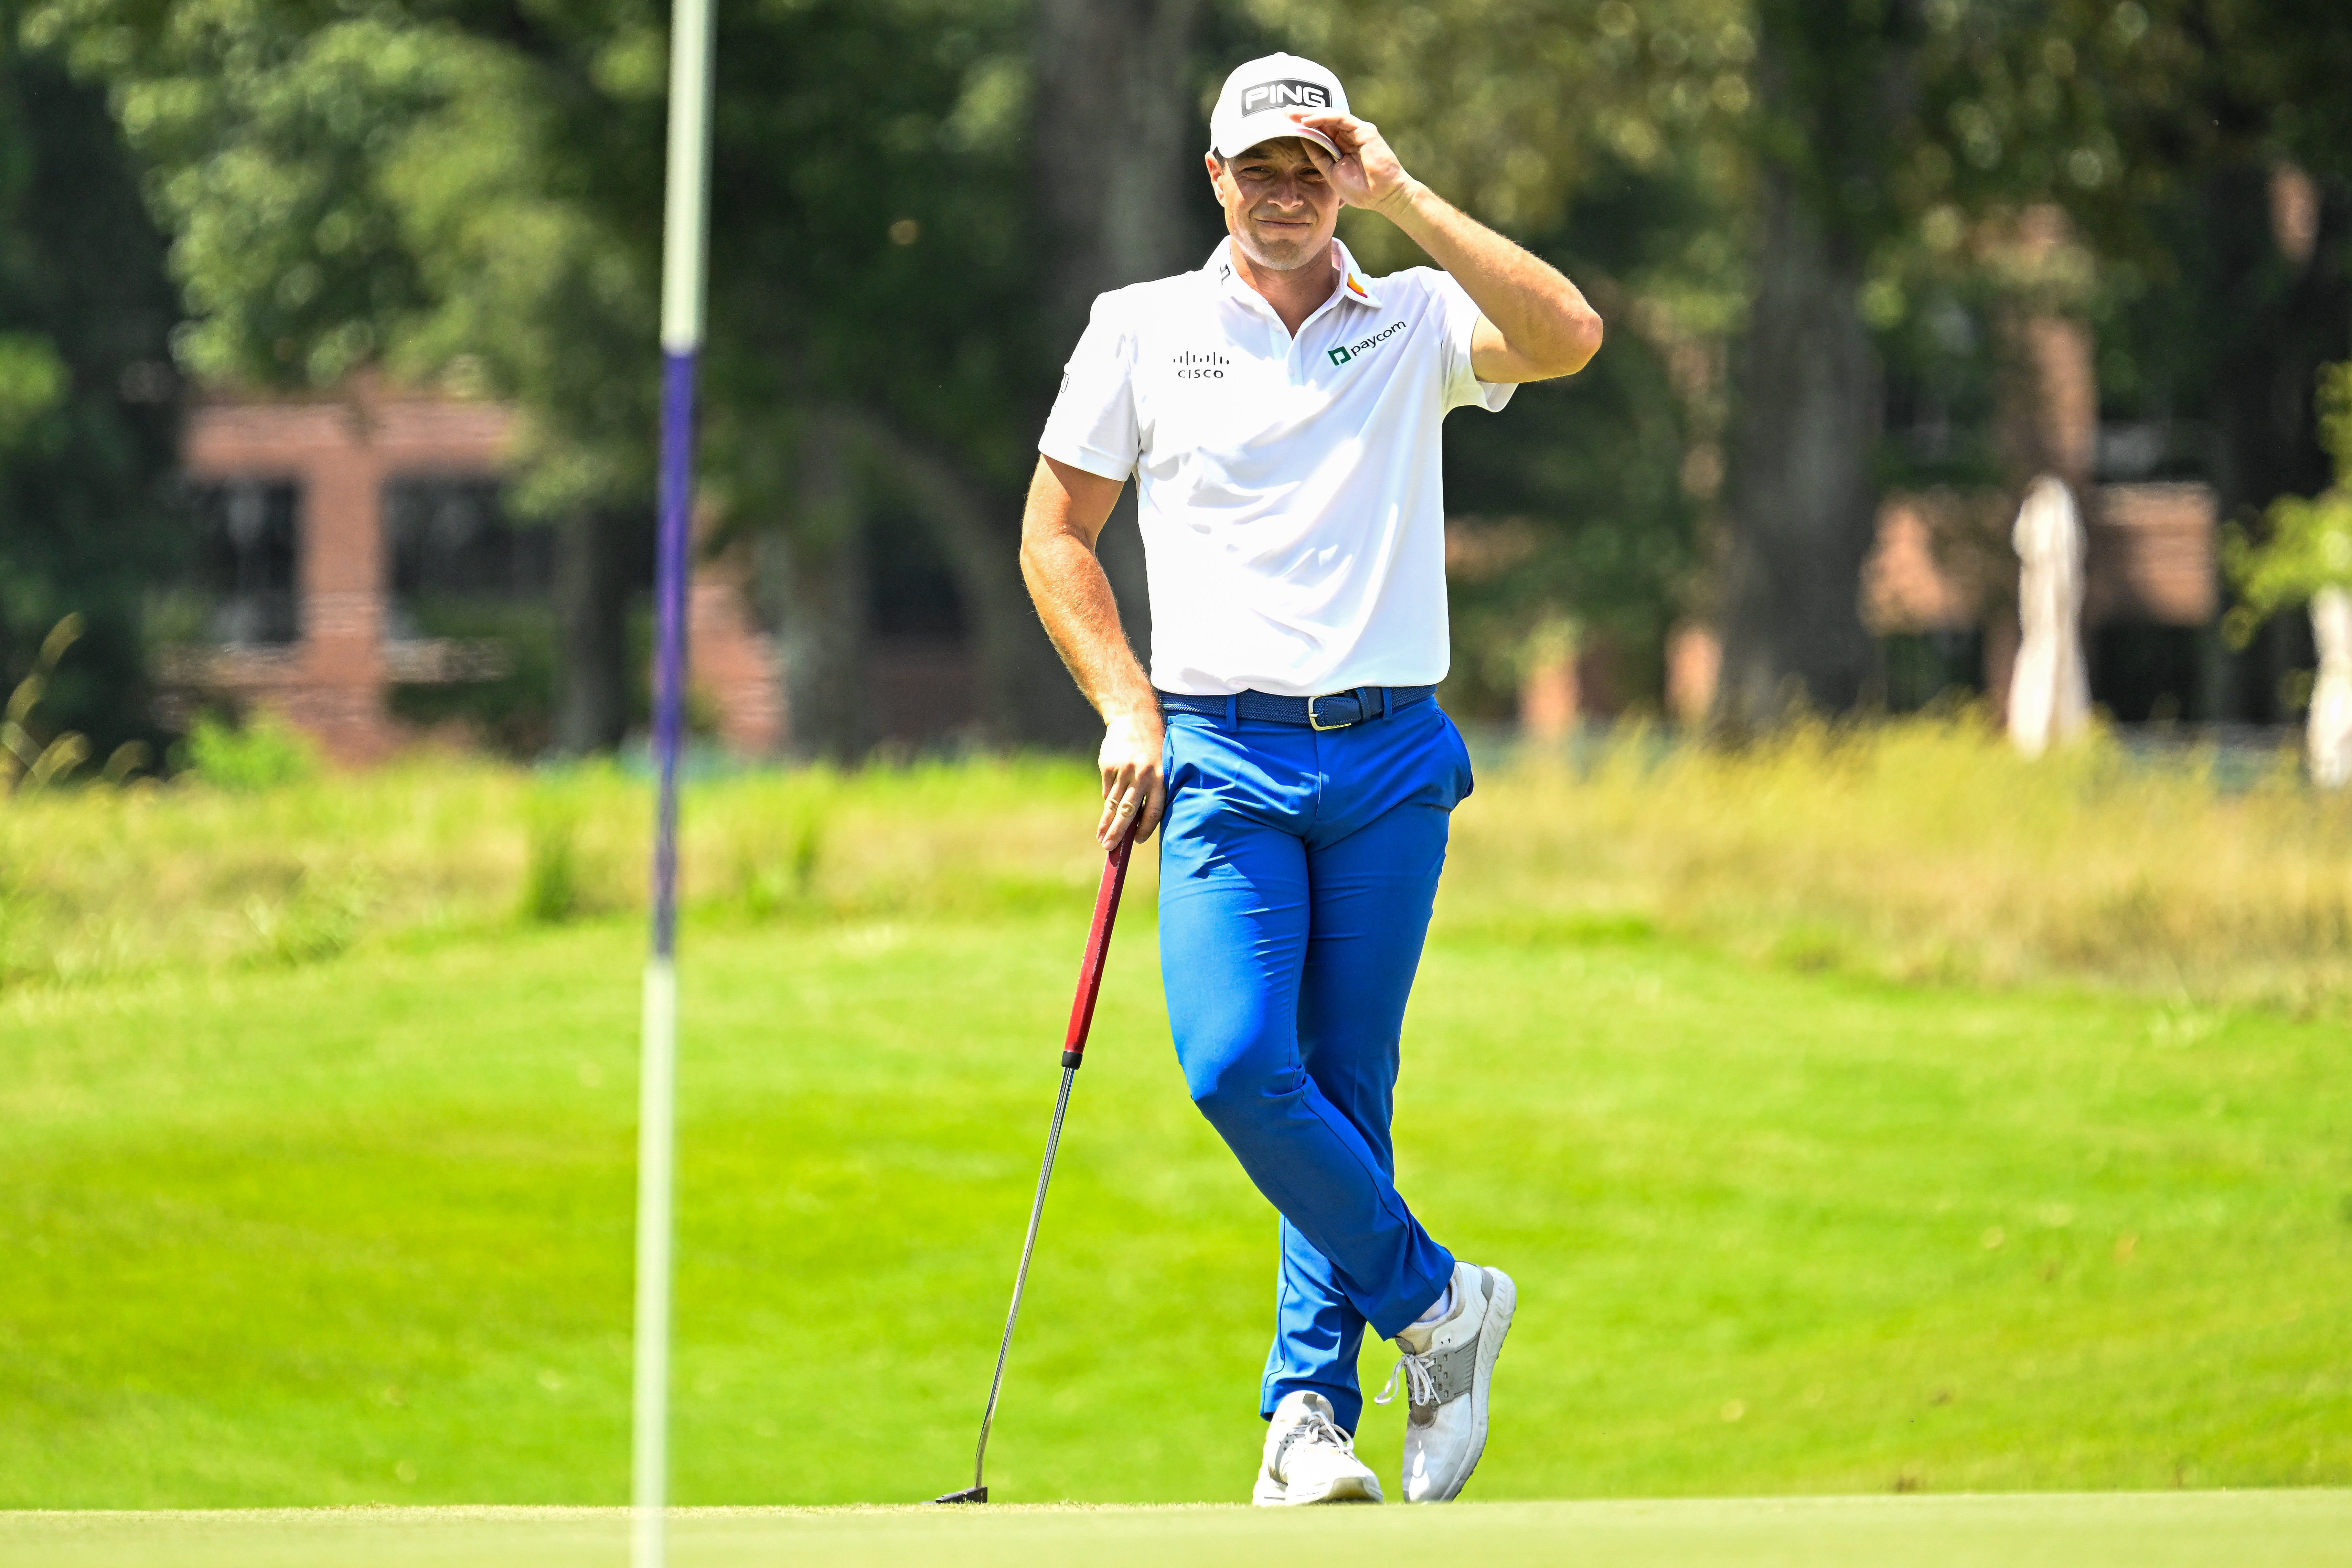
[1157, 697, 1473, 1433]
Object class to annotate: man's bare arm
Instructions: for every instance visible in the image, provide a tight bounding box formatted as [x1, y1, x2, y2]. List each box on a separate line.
[1018, 455, 1166, 849]
[1382, 189, 1602, 382]
[1294, 110, 1602, 383]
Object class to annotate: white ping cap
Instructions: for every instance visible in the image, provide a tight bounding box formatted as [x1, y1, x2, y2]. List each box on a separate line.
[1209, 53, 1348, 161]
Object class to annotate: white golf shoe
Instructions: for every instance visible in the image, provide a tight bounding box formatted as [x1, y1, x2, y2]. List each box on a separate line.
[1252, 1390, 1383, 1505]
[1377, 1259, 1516, 1503]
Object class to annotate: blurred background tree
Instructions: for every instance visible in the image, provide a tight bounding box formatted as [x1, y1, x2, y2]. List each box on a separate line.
[28, 0, 667, 751]
[1271, 0, 2352, 730]
[0, 22, 180, 762]
[16, 0, 2352, 757]
[2224, 361, 2352, 633]
[28, 0, 1076, 754]
[1241, 0, 1747, 715]
[2071, 0, 2352, 723]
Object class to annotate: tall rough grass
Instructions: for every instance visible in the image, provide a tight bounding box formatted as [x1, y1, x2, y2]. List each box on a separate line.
[6, 721, 2352, 1009]
[1444, 719, 2352, 1011]
[0, 755, 1112, 986]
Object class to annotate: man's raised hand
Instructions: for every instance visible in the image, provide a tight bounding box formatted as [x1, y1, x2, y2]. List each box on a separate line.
[1290, 110, 1418, 216]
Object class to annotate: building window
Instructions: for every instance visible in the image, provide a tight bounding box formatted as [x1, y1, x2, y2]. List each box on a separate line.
[383, 474, 556, 754]
[384, 476, 551, 623]
[183, 479, 301, 644]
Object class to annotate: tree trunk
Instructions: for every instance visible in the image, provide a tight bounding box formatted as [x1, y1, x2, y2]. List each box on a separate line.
[1033, 0, 1210, 339]
[851, 409, 1100, 748]
[768, 407, 873, 760]
[1712, 165, 1884, 731]
[2207, 168, 2351, 723]
[940, 0, 1200, 745]
[551, 506, 630, 754]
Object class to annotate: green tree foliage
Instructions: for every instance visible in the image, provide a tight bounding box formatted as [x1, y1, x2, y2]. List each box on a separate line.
[1246, 0, 1756, 247]
[1280, 0, 2352, 724]
[29, 0, 674, 510]
[1243, 0, 1753, 710]
[0, 30, 180, 761]
[35, 0, 2352, 742]
[33, 0, 1047, 749]
[1250, 0, 2153, 717]
[2224, 362, 2352, 637]
[31, 0, 676, 749]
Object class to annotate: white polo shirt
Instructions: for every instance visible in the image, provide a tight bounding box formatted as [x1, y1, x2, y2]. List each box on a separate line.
[1039, 238, 1514, 698]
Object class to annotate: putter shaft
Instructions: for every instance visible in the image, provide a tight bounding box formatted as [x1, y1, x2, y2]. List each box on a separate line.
[938, 828, 1134, 1505]
[963, 1061, 1078, 1498]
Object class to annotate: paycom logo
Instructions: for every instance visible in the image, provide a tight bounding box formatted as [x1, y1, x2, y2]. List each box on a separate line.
[1328, 320, 1406, 367]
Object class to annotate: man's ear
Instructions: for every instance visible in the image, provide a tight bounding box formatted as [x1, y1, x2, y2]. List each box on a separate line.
[1204, 149, 1226, 196]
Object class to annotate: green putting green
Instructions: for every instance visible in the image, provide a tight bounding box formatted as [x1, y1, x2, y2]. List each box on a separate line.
[5, 904, 2351, 1505]
[10, 1494, 2352, 1568]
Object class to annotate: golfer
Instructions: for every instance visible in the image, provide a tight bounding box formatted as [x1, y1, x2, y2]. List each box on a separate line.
[1022, 52, 1602, 1505]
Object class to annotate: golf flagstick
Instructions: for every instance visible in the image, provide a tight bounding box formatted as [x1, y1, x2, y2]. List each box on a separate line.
[632, 2, 712, 1567]
[934, 820, 1138, 1504]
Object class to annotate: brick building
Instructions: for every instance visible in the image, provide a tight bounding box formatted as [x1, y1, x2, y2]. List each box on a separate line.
[168, 339, 2223, 758]
[1660, 279, 2219, 729]
[158, 376, 786, 763]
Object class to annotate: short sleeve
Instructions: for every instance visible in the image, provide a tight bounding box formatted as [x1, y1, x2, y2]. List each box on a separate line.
[1431, 271, 1516, 414]
[1038, 295, 1141, 480]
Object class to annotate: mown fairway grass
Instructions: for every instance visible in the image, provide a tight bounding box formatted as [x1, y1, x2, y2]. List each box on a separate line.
[6, 876, 2351, 1507]
[12, 1494, 2352, 1568]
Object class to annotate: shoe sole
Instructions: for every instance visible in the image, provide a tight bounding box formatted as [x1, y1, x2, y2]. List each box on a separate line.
[1255, 1460, 1383, 1506]
[1428, 1265, 1514, 1503]
[1283, 1472, 1383, 1505]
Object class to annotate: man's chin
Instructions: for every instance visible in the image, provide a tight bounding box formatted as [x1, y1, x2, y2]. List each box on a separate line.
[1236, 228, 1329, 272]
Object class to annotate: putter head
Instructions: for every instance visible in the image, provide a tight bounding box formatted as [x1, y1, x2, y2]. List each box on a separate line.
[931, 1485, 987, 1504]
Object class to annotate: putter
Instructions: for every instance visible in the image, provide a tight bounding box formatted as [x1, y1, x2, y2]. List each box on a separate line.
[933, 818, 1139, 1504]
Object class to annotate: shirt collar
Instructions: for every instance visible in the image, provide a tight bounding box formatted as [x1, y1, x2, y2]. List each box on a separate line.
[1204, 237, 1384, 314]
[1333, 241, 1382, 308]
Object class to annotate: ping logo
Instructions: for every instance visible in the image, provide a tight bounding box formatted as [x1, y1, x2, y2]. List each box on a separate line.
[1327, 320, 1407, 367]
[1174, 349, 1230, 380]
[1241, 79, 1331, 115]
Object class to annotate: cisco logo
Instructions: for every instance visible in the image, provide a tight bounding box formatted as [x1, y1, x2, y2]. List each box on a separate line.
[1174, 349, 1230, 380]
[1241, 79, 1331, 115]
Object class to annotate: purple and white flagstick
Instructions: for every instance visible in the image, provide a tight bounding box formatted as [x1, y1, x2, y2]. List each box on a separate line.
[634, 1, 712, 1565]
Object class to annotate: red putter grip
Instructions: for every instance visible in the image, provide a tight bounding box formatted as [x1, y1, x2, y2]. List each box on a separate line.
[1060, 827, 1136, 1067]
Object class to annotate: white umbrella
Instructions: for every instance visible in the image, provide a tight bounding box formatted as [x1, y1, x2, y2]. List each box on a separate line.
[2007, 475, 2092, 757]
[2309, 587, 2352, 787]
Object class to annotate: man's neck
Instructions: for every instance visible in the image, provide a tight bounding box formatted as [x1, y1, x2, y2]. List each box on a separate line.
[1229, 238, 1340, 338]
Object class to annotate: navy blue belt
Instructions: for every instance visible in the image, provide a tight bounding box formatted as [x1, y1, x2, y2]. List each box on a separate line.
[1157, 684, 1436, 731]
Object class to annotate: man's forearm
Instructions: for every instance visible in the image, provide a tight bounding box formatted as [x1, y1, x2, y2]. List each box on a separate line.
[1375, 181, 1600, 375]
[1019, 456, 1165, 847]
[1020, 530, 1157, 722]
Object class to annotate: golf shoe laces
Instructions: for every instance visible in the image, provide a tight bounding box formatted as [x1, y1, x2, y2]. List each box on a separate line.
[1276, 1405, 1361, 1467]
[1373, 1350, 1440, 1410]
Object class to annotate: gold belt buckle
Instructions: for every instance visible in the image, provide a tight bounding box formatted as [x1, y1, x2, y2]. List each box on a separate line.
[1307, 693, 1355, 731]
